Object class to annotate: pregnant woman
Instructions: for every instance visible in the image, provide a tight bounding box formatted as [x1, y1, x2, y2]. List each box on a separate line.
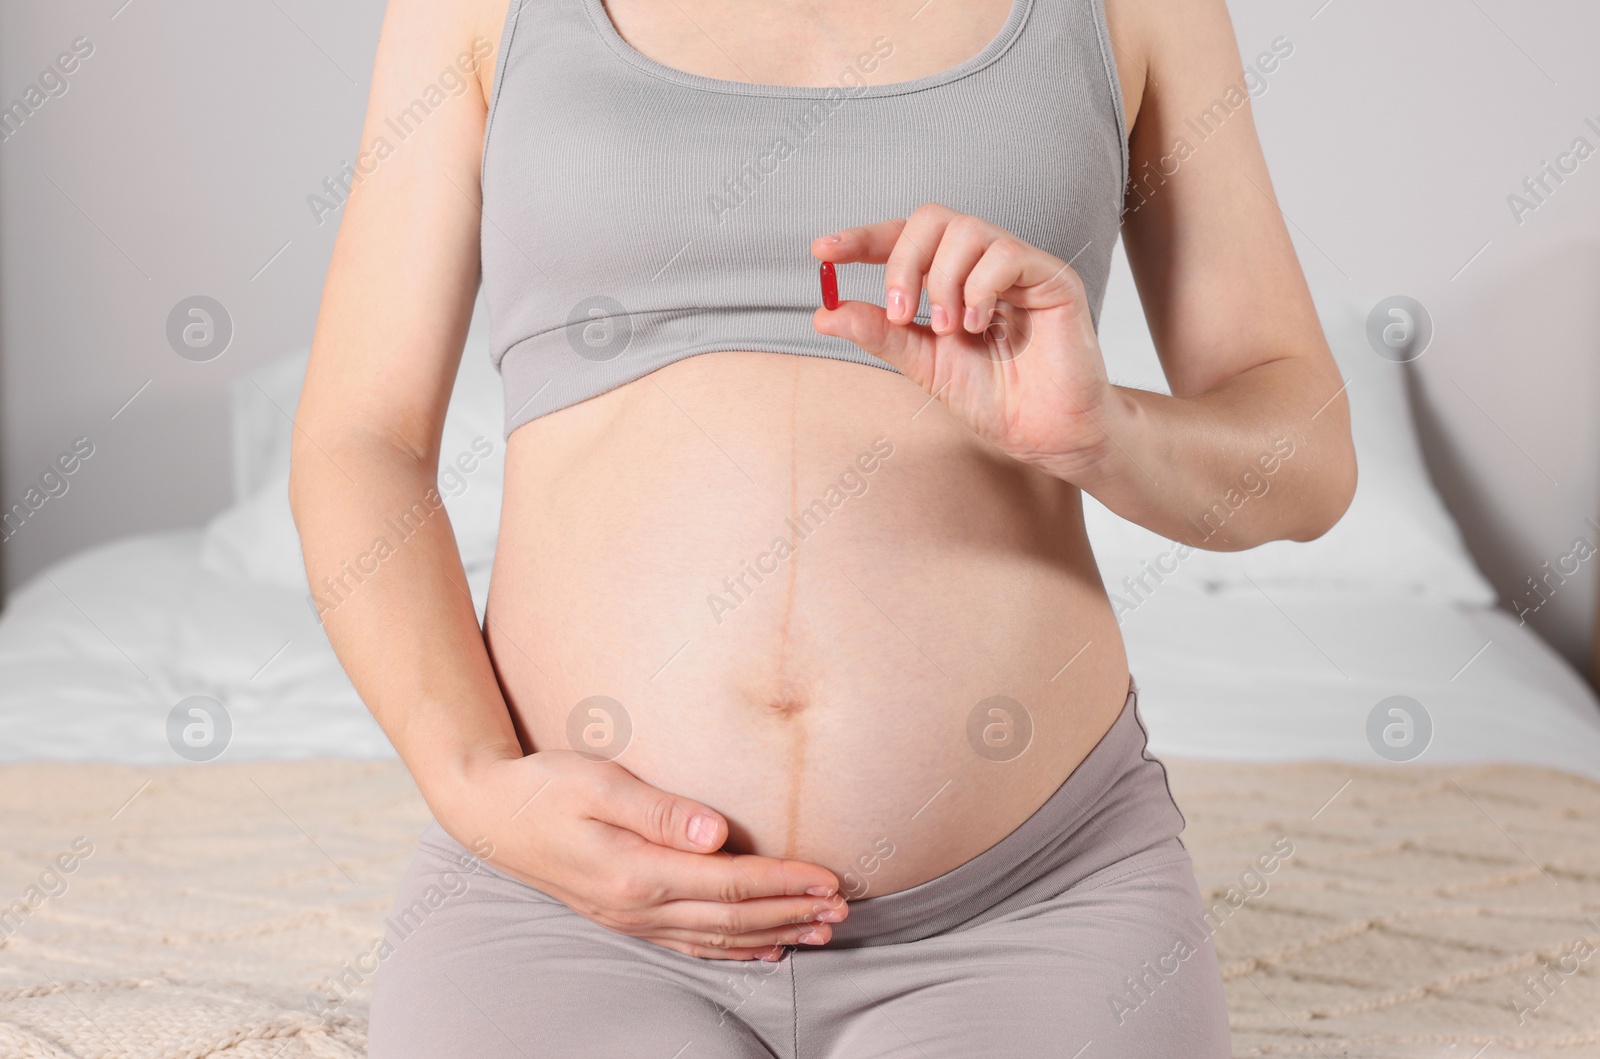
[289, 0, 1355, 1053]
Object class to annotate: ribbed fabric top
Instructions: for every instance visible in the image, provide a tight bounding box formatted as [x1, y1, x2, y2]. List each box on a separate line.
[480, 0, 1128, 437]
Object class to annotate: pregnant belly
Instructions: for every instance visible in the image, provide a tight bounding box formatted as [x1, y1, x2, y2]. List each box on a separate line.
[486, 350, 1130, 897]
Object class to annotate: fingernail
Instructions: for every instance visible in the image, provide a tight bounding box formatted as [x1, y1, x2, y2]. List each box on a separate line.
[797, 930, 824, 945]
[805, 886, 835, 897]
[930, 304, 947, 332]
[964, 305, 981, 332]
[688, 814, 717, 847]
[760, 946, 784, 962]
[822, 233, 842, 244]
[815, 907, 844, 923]
[888, 288, 905, 319]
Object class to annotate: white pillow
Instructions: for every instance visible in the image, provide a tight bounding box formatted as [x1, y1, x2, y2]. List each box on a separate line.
[200, 316, 506, 589]
[1085, 242, 1496, 606]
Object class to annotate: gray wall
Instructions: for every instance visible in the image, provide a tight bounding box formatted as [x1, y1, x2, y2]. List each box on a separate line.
[2, 0, 1598, 672]
[0, 0, 388, 574]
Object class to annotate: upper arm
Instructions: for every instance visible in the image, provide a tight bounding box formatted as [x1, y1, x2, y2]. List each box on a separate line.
[293, 0, 504, 467]
[1107, 0, 1337, 398]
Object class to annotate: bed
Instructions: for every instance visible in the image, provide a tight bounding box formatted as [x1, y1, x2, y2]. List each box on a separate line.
[3, 246, 1598, 1057]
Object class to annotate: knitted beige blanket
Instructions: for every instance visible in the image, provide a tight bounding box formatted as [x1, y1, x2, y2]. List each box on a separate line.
[2, 758, 1596, 1058]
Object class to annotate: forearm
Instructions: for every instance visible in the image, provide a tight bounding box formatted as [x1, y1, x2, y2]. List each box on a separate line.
[1069, 355, 1356, 550]
[288, 430, 522, 813]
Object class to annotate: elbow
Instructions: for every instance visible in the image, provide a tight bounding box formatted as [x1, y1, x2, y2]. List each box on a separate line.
[286, 415, 345, 525]
[286, 431, 318, 523]
[1287, 432, 1358, 543]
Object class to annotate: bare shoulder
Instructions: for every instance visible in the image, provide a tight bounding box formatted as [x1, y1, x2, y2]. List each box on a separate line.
[372, 0, 510, 109]
[1100, 0, 1250, 137]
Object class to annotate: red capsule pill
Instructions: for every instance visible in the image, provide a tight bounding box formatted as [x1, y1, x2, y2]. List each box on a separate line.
[819, 261, 839, 311]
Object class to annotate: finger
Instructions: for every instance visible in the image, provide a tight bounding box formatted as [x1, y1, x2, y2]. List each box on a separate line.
[884, 203, 960, 326]
[962, 237, 1032, 333]
[648, 892, 848, 936]
[811, 302, 940, 394]
[619, 838, 841, 903]
[810, 218, 909, 265]
[629, 918, 836, 953]
[586, 764, 732, 853]
[528, 871, 841, 946]
[814, 203, 958, 267]
[925, 214, 995, 336]
[965, 240, 1085, 326]
[813, 221, 920, 323]
[812, 204, 960, 325]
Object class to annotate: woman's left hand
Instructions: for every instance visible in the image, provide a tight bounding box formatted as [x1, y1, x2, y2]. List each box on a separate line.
[812, 203, 1122, 484]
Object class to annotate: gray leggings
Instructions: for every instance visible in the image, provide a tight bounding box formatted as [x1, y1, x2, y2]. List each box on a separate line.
[367, 681, 1232, 1057]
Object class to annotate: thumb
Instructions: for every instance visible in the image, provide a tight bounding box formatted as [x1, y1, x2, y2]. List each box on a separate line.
[599, 773, 728, 853]
[812, 302, 934, 388]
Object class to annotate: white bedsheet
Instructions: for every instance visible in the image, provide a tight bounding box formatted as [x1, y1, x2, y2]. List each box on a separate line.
[0, 532, 462, 762]
[2, 530, 1598, 777]
[1121, 578, 1600, 777]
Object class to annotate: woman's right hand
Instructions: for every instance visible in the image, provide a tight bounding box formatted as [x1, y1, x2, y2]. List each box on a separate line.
[284, 0, 845, 968]
[434, 748, 848, 961]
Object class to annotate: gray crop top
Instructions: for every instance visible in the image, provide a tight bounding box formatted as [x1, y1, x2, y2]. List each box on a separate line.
[480, 0, 1128, 437]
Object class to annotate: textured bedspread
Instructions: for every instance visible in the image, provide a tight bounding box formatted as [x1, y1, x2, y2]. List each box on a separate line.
[2, 758, 1597, 1058]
